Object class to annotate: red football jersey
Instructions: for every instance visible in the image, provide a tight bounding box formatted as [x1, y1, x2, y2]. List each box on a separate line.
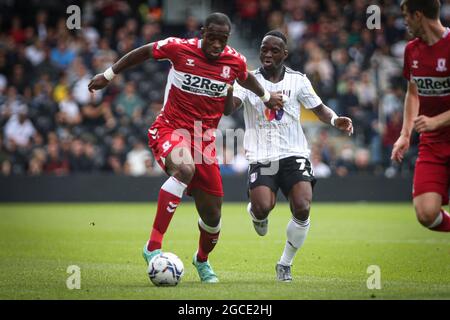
[152, 37, 248, 133]
[403, 29, 450, 142]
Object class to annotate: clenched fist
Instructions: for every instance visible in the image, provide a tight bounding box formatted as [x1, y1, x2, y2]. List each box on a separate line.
[88, 74, 110, 92]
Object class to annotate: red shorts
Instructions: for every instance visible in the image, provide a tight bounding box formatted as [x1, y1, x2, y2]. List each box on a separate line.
[413, 141, 450, 205]
[148, 123, 224, 197]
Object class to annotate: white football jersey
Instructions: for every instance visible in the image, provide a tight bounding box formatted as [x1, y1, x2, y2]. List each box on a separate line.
[234, 66, 322, 164]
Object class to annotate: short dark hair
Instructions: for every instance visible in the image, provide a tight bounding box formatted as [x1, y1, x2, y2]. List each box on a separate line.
[400, 0, 441, 19]
[264, 30, 288, 45]
[204, 12, 231, 30]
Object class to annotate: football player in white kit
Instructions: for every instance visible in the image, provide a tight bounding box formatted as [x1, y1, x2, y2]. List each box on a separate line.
[224, 31, 353, 281]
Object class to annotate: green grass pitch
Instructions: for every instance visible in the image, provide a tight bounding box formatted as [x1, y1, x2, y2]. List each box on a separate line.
[0, 202, 449, 300]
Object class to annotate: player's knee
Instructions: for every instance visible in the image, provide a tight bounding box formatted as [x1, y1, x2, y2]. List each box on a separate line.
[199, 208, 221, 227]
[414, 205, 440, 227]
[197, 201, 221, 227]
[203, 216, 221, 229]
[291, 199, 310, 221]
[173, 163, 195, 183]
[251, 202, 273, 220]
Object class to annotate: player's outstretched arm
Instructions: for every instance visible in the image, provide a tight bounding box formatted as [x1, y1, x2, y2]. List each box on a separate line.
[391, 81, 419, 162]
[311, 104, 353, 135]
[223, 85, 243, 116]
[88, 44, 154, 92]
[237, 73, 283, 110]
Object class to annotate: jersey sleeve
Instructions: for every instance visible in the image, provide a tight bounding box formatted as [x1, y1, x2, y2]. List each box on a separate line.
[403, 43, 411, 81]
[237, 57, 248, 82]
[230, 49, 248, 82]
[152, 37, 183, 61]
[296, 75, 322, 109]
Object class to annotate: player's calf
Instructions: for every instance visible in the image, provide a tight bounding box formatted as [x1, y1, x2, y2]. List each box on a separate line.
[197, 218, 221, 262]
[193, 218, 221, 283]
[147, 176, 187, 251]
[193, 190, 223, 263]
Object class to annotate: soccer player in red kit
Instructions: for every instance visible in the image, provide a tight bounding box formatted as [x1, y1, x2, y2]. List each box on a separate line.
[392, 0, 450, 232]
[88, 13, 283, 282]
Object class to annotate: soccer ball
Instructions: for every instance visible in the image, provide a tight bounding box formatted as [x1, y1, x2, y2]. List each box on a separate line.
[147, 252, 184, 286]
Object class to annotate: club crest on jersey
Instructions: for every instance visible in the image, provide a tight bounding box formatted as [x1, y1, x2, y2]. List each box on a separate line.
[412, 60, 419, 69]
[220, 66, 231, 79]
[264, 108, 284, 121]
[436, 58, 447, 72]
[186, 59, 195, 66]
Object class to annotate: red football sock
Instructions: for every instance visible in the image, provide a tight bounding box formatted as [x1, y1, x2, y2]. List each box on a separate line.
[197, 220, 220, 262]
[148, 177, 186, 251]
[430, 209, 450, 232]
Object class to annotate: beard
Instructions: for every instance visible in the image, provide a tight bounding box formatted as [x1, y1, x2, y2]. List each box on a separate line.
[406, 24, 422, 38]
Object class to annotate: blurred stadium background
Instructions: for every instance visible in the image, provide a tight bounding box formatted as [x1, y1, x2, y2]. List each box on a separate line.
[0, 0, 437, 182]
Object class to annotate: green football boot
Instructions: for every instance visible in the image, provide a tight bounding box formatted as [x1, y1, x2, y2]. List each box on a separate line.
[142, 241, 161, 264]
[192, 252, 219, 283]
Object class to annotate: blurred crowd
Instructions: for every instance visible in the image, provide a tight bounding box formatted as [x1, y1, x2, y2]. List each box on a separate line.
[1, 0, 441, 177]
[224, 0, 438, 177]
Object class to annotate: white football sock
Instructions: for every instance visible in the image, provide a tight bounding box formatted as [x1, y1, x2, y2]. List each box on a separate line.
[279, 217, 310, 266]
[198, 218, 221, 233]
[161, 176, 187, 198]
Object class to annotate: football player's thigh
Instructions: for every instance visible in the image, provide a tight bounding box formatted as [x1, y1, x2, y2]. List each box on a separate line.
[288, 181, 313, 210]
[279, 157, 313, 200]
[413, 143, 449, 206]
[149, 126, 193, 176]
[165, 145, 195, 177]
[279, 157, 314, 219]
[249, 186, 276, 214]
[248, 163, 278, 215]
